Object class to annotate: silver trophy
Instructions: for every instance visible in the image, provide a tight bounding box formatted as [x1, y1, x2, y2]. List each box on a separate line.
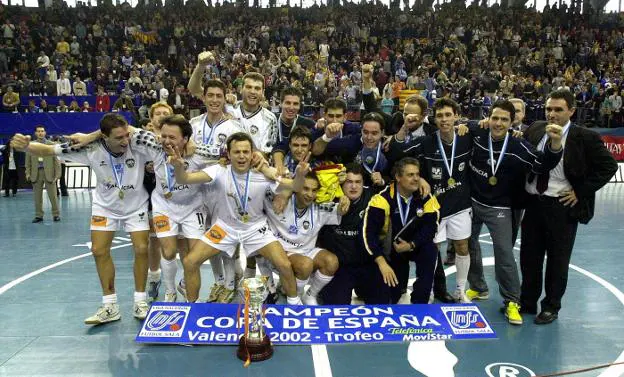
[236, 277, 273, 363]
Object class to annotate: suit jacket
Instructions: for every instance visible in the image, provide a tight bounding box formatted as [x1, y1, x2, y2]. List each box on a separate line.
[25, 141, 61, 182]
[1, 146, 25, 173]
[524, 121, 618, 224]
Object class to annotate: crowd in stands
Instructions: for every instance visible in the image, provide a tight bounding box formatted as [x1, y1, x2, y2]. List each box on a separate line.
[0, 0, 623, 127]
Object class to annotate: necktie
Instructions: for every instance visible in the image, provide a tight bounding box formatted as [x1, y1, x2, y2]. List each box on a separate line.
[536, 172, 549, 194]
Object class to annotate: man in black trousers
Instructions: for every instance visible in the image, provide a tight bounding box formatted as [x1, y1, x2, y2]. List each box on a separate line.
[520, 89, 618, 324]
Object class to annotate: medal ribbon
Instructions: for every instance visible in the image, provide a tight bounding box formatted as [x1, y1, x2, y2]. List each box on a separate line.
[203, 114, 225, 145]
[292, 193, 314, 232]
[488, 131, 510, 177]
[231, 168, 251, 215]
[108, 153, 124, 191]
[436, 131, 456, 181]
[396, 185, 412, 227]
[361, 142, 382, 174]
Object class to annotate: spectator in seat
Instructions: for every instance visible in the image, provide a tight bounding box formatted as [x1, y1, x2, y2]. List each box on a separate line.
[57, 72, 71, 96]
[95, 86, 110, 112]
[81, 101, 93, 112]
[73, 76, 87, 96]
[2, 86, 19, 112]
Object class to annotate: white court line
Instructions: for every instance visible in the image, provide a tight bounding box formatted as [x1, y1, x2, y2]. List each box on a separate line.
[478, 239, 624, 377]
[311, 344, 333, 377]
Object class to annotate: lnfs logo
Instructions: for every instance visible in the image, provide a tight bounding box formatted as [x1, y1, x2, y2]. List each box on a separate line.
[441, 306, 494, 335]
[139, 305, 191, 338]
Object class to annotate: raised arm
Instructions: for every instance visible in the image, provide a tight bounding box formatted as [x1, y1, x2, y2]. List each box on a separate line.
[11, 134, 56, 156]
[188, 52, 214, 99]
[166, 144, 213, 185]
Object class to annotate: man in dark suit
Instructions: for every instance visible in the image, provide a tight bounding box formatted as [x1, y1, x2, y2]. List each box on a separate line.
[520, 89, 618, 324]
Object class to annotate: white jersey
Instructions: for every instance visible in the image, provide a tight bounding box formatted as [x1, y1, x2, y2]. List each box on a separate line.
[151, 143, 221, 221]
[202, 164, 278, 231]
[228, 104, 278, 154]
[190, 112, 243, 153]
[264, 192, 341, 252]
[54, 130, 162, 218]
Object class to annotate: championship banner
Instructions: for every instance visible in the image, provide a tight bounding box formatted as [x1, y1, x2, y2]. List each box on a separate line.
[601, 135, 624, 161]
[136, 303, 496, 345]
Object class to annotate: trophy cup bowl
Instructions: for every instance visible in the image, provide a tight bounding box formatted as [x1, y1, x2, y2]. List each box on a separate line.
[236, 277, 273, 363]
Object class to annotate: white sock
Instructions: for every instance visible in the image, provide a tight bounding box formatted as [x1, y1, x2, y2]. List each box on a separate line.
[147, 269, 161, 282]
[134, 291, 147, 303]
[296, 278, 309, 297]
[209, 255, 225, 285]
[455, 254, 471, 293]
[244, 267, 256, 278]
[307, 271, 333, 298]
[223, 256, 236, 290]
[161, 258, 178, 294]
[102, 294, 117, 305]
[286, 296, 302, 305]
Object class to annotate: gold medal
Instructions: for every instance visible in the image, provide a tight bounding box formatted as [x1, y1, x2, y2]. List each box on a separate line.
[488, 176, 498, 186]
[447, 177, 456, 187]
[241, 214, 250, 223]
[164, 192, 173, 200]
[118, 190, 125, 199]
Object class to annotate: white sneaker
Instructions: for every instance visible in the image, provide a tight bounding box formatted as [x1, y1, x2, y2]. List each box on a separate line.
[164, 292, 177, 302]
[302, 292, 319, 306]
[454, 290, 472, 304]
[84, 303, 121, 325]
[177, 280, 187, 300]
[133, 300, 150, 320]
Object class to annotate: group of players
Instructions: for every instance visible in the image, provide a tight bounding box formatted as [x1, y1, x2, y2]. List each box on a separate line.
[11, 54, 617, 327]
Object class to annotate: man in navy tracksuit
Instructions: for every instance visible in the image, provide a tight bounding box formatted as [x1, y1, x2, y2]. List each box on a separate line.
[361, 157, 440, 304]
[462, 99, 564, 325]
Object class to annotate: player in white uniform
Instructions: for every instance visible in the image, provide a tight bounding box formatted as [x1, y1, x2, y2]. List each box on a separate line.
[144, 102, 173, 302]
[264, 173, 350, 305]
[151, 115, 221, 302]
[188, 77, 244, 303]
[167, 132, 309, 305]
[11, 114, 164, 325]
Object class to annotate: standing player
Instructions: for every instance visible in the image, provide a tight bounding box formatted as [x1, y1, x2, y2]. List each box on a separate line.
[264, 172, 350, 305]
[12, 114, 163, 325]
[168, 132, 310, 305]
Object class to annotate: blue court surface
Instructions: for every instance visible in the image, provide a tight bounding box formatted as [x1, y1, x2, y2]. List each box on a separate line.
[1, 184, 623, 377]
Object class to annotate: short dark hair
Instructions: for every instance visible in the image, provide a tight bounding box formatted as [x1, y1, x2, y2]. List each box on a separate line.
[226, 132, 255, 151]
[288, 126, 313, 144]
[281, 87, 303, 103]
[392, 157, 420, 178]
[491, 100, 516, 122]
[547, 89, 576, 109]
[404, 94, 428, 115]
[203, 79, 227, 96]
[433, 98, 460, 116]
[34, 125, 46, 132]
[345, 163, 365, 178]
[324, 98, 347, 112]
[305, 172, 321, 188]
[243, 72, 265, 90]
[161, 114, 193, 140]
[360, 112, 385, 132]
[100, 113, 128, 136]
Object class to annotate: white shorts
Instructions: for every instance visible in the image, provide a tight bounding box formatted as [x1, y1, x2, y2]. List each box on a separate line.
[434, 208, 472, 244]
[90, 206, 150, 233]
[152, 211, 205, 240]
[200, 219, 278, 258]
[286, 247, 324, 261]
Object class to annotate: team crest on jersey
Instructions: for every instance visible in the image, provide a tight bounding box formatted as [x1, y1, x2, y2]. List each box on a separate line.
[458, 162, 465, 172]
[431, 167, 442, 180]
[365, 155, 375, 165]
[125, 159, 136, 168]
[359, 210, 365, 218]
[250, 125, 259, 135]
[302, 221, 311, 230]
[217, 134, 227, 145]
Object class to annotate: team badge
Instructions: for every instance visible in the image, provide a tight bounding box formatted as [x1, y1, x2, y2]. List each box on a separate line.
[250, 125, 259, 135]
[125, 158, 136, 168]
[302, 221, 311, 230]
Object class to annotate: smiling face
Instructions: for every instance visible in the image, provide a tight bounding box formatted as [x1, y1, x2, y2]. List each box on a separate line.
[395, 163, 421, 195]
[545, 98, 575, 127]
[160, 124, 188, 152]
[289, 136, 311, 164]
[281, 94, 301, 123]
[488, 107, 513, 140]
[242, 77, 263, 110]
[104, 126, 131, 154]
[361, 121, 383, 149]
[203, 86, 226, 116]
[294, 177, 320, 208]
[228, 139, 253, 173]
[434, 105, 459, 137]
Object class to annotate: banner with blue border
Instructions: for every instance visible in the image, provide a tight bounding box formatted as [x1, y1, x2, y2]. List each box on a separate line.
[136, 303, 496, 345]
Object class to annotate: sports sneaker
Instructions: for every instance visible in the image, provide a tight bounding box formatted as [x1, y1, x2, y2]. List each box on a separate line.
[466, 289, 490, 301]
[207, 284, 224, 303]
[147, 279, 161, 302]
[302, 292, 319, 306]
[177, 280, 187, 300]
[164, 292, 177, 302]
[84, 303, 121, 325]
[134, 300, 150, 320]
[454, 290, 472, 304]
[218, 287, 236, 303]
[505, 302, 523, 325]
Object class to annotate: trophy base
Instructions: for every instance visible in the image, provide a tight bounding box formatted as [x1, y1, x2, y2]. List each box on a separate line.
[237, 335, 273, 362]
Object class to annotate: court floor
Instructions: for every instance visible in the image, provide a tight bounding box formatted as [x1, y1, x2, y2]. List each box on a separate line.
[1, 184, 623, 377]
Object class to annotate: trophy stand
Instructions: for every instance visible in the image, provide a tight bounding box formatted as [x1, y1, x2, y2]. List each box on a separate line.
[237, 277, 274, 364]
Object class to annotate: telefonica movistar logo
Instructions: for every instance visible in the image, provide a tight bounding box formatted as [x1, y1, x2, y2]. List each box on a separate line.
[441, 306, 494, 335]
[139, 305, 191, 338]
